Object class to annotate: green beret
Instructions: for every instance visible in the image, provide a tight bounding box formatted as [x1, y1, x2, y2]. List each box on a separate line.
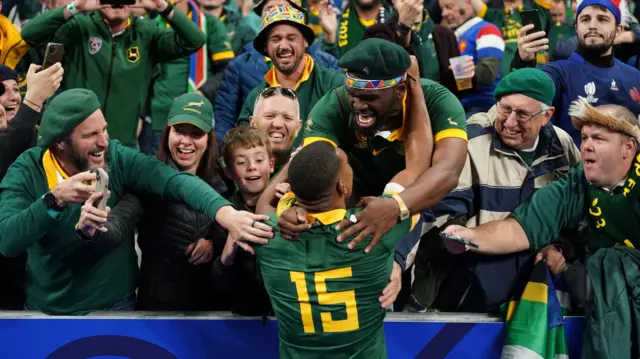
[167, 93, 214, 133]
[38, 89, 102, 149]
[494, 68, 556, 106]
[338, 38, 411, 82]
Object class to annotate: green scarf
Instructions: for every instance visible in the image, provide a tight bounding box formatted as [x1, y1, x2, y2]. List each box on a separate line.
[337, 4, 389, 58]
[586, 153, 640, 249]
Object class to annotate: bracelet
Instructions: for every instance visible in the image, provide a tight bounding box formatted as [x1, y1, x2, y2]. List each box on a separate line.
[158, 2, 174, 18]
[24, 98, 42, 110]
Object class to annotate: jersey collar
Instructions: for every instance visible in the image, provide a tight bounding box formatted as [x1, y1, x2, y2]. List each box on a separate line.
[307, 209, 347, 226]
[264, 54, 315, 90]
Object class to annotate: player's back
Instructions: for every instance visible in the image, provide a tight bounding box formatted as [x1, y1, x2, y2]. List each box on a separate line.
[255, 207, 418, 359]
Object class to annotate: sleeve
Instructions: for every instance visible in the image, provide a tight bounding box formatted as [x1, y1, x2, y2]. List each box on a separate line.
[0, 161, 61, 257]
[381, 210, 422, 253]
[207, 16, 235, 64]
[475, 23, 505, 61]
[423, 82, 468, 142]
[236, 85, 262, 127]
[150, 9, 207, 64]
[301, 88, 350, 148]
[0, 104, 40, 181]
[539, 62, 565, 108]
[20, 7, 78, 48]
[320, 40, 340, 59]
[431, 153, 475, 219]
[214, 59, 243, 146]
[113, 142, 231, 221]
[510, 163, 587, 251]
[64, 194, 143, 270]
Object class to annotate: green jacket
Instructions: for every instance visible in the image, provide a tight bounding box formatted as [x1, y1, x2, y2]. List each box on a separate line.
[151, 12, 234, 131]
[0, 141, 230, 315]
[20, 8, 207, 147]
[220, 9, 257, 55]
[236, 58, 345, 148]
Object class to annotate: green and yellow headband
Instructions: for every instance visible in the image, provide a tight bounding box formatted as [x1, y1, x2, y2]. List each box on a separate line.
[345, 72, 407, 90]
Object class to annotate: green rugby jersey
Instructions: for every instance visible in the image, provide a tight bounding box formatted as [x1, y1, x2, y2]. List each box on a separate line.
[254, 201, 419, 359]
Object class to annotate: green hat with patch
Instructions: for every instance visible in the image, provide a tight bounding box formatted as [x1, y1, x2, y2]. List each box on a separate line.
[494, 68, 556, 106]
[338, 38, 411, 90]
[38, 88, 103, 149]
[167, 93, 214, 133]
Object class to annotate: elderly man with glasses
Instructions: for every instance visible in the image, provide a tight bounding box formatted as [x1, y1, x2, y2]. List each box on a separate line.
[409, 68, 582, 313]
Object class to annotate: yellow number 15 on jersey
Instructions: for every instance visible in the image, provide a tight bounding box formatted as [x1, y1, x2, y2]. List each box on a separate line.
[290, 267, 360, 334]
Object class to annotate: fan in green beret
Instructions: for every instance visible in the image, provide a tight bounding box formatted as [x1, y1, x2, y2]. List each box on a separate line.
[38, 89, 103, 149]
[338, 38, 411, 88]
[494, 68, 556, 106]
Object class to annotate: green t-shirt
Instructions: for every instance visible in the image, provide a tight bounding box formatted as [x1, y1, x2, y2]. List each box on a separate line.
[302, 79, 467, 196]
[517, 149, 536, 167]
[254, 205, 419, 359]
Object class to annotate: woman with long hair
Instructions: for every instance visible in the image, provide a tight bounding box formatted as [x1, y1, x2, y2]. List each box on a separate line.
[135, 93, 233, 311]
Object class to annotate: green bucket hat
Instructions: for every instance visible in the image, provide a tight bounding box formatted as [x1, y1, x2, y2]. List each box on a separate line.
[38, 88, 103, 149]
[167, 93, 214, 133]
[253, 4, 316, 57]
[494, 68, 556, 106]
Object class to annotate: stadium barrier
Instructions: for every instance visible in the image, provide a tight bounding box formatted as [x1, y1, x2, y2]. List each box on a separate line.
[0, 312, 584, 358]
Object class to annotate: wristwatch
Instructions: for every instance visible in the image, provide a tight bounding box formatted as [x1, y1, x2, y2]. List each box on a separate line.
[391, 194, 410, 221]
[43, 191, 64, 213]
[66, 2, 79, 17]
[158, 2, 174, 18]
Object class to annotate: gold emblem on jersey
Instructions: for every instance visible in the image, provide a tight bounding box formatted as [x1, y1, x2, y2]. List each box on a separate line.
[126, 46, 140, 63]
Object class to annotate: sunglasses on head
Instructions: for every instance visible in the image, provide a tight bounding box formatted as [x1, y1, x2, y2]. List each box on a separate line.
[259, 86, 298, 100]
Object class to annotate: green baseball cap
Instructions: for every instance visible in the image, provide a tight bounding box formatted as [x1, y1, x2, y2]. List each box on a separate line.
[167, 93, 214, 133]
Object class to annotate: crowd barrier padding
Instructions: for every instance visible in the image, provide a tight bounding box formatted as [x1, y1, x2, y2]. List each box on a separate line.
[0, 312, 585, 358]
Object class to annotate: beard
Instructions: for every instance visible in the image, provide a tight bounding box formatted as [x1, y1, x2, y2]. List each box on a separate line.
[64, 139, 109, 173]
[579, 30, 615, 56]
[272, 47, 303, 75]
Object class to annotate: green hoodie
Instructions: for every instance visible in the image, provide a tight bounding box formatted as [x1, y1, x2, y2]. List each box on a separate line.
[20, 8, 206, 147]
[0, 141, 230, 315]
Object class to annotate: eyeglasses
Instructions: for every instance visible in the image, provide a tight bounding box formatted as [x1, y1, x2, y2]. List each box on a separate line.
[496, 102, 546, 122]
[259, 86, 298, 100]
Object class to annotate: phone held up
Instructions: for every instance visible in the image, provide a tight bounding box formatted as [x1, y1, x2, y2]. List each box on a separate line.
[100, 0, 135, 8]
[86, 168, 111, 212]
[521, 9, 543, 34]
[42, 43, 64, 70]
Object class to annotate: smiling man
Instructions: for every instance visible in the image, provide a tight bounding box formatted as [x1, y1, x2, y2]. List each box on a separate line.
[443, 99, 640, 359]
[0, 88, 273, 315]
[249, 86, 301, 177]
[513, 0, 640, 147]
[236, 4, 344, 149]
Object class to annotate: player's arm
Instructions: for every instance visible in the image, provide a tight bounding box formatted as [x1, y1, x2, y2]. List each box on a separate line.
[387, 57, 434, 190]
[256, 161, 291, 215]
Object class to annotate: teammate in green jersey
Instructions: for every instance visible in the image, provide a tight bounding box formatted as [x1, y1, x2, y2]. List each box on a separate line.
[253, 141, 420, 359]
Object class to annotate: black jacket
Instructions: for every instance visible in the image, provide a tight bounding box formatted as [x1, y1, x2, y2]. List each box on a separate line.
[136, 162, 233, 311]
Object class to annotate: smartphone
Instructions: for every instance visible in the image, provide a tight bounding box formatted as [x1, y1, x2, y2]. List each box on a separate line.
[521, 9, 543, 34]
[91, 168, 110, 212]
[100, 0, 135, 7]
[42, 43, 64, 70]
[439, 232, 479, 249]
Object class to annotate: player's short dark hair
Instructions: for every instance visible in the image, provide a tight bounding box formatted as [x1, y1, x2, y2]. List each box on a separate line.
[288, 141, 340, 203]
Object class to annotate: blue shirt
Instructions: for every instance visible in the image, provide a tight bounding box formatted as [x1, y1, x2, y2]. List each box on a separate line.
[541, 52, 640, 147]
